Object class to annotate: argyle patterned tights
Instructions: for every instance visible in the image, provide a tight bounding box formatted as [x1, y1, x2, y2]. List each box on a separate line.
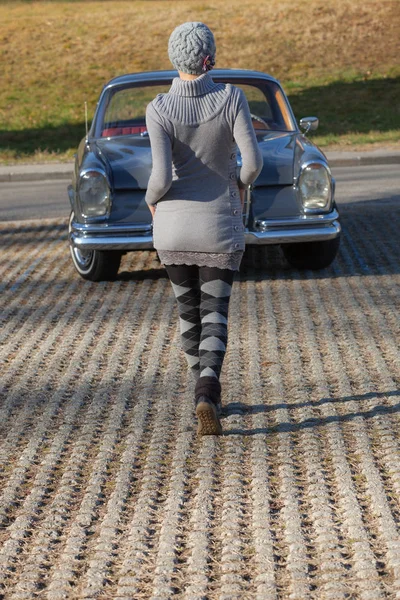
[165, 264, 235, 404]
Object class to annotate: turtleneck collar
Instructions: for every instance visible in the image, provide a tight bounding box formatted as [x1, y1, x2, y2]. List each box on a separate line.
[169, 71, 217, 97]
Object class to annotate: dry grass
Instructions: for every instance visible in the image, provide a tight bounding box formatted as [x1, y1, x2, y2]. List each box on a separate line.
[0, 0, 399, 162]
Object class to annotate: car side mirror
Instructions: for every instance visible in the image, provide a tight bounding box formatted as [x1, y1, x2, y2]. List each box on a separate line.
[299, 116, 319, 133]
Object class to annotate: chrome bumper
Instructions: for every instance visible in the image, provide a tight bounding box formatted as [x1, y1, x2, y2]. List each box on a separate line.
[69, 210, 340, 250]
[70, 221, 154, 250]
[246, 210, 341, 244]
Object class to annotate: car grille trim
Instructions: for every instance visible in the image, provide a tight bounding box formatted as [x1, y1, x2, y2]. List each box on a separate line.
[254, 208, 339, 230]
[71, 222, 152, 234]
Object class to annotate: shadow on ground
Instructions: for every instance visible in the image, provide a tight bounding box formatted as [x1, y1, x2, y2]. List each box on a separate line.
[1, 197, 399, 284]
[0, 122, 86, 158]
[288, 76, 400, 136]
[222, 390, 400, 435]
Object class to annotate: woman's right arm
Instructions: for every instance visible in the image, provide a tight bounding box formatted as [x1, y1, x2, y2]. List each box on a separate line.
[233, 88, 263, 190]
[145, 102, 173, 208]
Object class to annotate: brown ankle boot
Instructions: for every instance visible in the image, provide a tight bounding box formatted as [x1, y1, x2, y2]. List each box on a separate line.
[195, 396, 223, 436]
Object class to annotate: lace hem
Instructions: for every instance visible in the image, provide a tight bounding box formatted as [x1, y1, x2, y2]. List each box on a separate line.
[158, 250, 243, 271]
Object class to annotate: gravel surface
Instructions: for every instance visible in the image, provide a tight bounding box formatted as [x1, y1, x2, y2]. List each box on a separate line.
[0, 198, 399, 599]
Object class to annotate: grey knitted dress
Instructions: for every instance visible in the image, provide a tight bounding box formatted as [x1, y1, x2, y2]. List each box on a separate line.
[144, 71, 263, 270]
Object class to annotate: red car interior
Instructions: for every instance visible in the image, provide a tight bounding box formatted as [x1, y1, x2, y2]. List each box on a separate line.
[102, 126, 148, 137]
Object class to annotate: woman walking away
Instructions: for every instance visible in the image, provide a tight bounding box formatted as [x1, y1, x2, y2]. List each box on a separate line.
[145, 21, 263, 436]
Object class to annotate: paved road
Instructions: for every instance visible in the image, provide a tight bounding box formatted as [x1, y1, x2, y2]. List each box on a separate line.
[1, 167, 400, 598]
[0, 164, 399, 221]
[334, 163, 399, 203]
[0, 179, 71, 221]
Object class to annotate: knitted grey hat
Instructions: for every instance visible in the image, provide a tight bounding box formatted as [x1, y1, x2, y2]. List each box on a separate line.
[168, 21, 216, 75]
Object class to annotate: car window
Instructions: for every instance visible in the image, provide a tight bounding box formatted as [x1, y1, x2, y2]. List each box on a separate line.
[101, 85, 170, 137]
[236, 82, 296, 132]
[99, 79, 295, 138]
[236, 84, 274, 119]
[104, 85, 169, 123]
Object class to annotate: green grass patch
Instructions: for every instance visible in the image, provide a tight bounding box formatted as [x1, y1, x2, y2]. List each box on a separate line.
[288, 73, 400, 147]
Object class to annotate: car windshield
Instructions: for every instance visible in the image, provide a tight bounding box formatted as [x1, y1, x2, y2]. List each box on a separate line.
[98, 78, 296, 138]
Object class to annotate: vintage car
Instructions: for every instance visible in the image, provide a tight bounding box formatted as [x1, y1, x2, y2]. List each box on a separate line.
[68, 68, 341, 281]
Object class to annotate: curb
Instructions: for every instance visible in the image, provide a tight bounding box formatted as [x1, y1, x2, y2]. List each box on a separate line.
[327, 152, 400, 168]
[1, 151, 399, 182]
[0, 164, 73, 183]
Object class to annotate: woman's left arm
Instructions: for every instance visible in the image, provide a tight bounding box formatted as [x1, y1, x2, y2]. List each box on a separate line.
[145, 102, 173, 209]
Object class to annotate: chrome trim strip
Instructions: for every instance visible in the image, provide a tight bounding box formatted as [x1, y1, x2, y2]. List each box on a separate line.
[245, 221, 341, 244]
[242, 185, 251, 228]
[72, 222, 152, 234]
[255, 208, 339, 229]
[70, 233, 154, 251]
[67, 185, 74, 209]
[294, 158, 333, 183]
[79, 166, 107, 178]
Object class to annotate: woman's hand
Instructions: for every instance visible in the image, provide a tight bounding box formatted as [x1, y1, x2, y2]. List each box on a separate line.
[149, 204, 156, 219]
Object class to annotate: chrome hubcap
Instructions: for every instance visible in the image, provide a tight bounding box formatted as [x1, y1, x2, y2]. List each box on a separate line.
[69, 212, 95, 270]
[72, 246, 94, 268]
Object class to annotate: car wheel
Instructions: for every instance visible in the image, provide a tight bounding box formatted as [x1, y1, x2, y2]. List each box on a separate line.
[68, 212, 122, 281]
[281, 236, 341, 270]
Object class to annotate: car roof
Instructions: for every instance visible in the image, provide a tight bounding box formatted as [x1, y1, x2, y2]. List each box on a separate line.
[103, 68, 280, 90]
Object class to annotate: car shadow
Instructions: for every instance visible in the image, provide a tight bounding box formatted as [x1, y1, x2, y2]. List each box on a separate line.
[118, 267, 168, 281]
[1, 194, 399, 282]
[116, 195, 400, 281]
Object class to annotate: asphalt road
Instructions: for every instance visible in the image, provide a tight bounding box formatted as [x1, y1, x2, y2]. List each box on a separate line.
[0, 164, 398, 221]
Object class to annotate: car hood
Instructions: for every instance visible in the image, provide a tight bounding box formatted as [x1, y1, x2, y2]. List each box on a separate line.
[252, 131, 296, 186]
[96, 131, 296, 190]
[96, 138, 153, 190]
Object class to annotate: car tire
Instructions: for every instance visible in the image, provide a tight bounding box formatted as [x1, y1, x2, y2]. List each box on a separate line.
[68, 212, 122, 281]
[281, 236, 340, 270]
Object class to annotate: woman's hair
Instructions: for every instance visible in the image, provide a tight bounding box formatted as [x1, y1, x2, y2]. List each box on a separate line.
[168, 21, 216, 75]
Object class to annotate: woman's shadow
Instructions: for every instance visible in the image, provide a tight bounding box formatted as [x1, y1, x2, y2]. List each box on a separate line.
[220, 390, 400, 435]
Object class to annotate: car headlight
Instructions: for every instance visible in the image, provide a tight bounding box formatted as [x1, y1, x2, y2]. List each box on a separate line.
[78, 169, 111, 217]
[297, 162, 332, 211]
